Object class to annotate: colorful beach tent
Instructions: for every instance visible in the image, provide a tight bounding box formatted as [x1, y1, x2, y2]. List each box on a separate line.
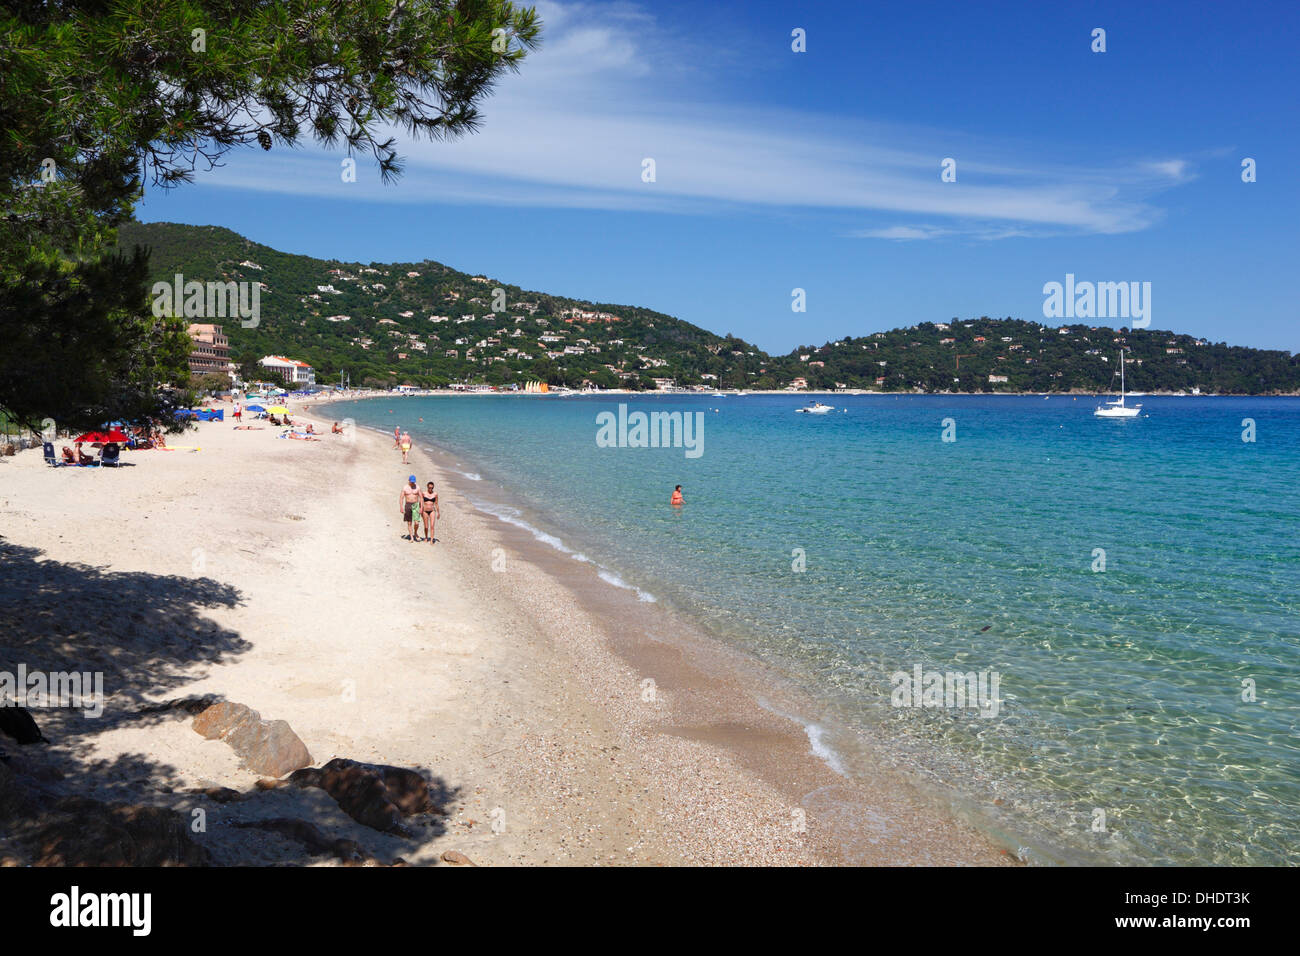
[174, 409, 224, 422]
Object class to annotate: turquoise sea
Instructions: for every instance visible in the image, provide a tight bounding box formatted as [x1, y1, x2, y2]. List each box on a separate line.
[330, 393, 1300, 865]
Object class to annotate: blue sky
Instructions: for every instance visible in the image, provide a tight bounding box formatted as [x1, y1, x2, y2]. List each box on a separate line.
[137, 0, 1299, 355]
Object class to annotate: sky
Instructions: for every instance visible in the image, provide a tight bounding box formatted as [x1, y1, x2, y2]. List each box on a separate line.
[136, 0, 1300, 356]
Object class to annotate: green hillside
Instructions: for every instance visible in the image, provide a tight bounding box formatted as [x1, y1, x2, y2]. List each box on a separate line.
[769, 318, 1300, 394]
[115, 222, 1300, 394]
[115, 221, 765, 390]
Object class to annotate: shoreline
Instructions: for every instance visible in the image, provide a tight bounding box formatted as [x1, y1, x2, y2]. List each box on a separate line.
[0, 397, 1014, 866]
[305, 395, 1022, 865]
[299, 389, 1300, 400]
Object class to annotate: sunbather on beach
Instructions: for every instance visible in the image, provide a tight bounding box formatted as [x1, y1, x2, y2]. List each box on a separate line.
[399, 476, 422, 540]
[420, 481, 440, 544]
[76, 443, 95, 466]
[331, 422, 343, 434]
[61, 446, 76, 464]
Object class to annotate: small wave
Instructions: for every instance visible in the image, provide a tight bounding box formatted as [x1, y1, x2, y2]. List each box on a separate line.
[470, 498, 656, 602]
[439, 460, 482, 480]
[756, 697, 847, 776]
[805, 723, 847, 776]
[595, 569, 657, 603]
[472, 500, 576, 555]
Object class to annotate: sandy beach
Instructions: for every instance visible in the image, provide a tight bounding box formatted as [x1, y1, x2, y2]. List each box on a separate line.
[0, 401, 1013, 866]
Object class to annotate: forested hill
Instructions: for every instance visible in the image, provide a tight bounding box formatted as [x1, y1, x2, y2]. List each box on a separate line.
[115, 221, 765, 390]
[769, 319, 1300, 394]
[115, 222, 1300, 394]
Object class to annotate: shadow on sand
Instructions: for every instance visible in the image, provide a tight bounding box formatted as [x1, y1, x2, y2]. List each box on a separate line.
[0, 538, 457, 865]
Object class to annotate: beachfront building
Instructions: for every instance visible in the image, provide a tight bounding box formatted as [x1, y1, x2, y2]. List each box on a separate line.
[258, 355, 316, 386]
[187, 324, 231, 379]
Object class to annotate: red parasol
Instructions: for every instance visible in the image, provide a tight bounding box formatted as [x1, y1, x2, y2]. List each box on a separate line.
[73, 430, 129, 443]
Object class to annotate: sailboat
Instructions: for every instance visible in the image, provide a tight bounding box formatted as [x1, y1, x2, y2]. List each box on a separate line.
[1094, 349, 1142, 418]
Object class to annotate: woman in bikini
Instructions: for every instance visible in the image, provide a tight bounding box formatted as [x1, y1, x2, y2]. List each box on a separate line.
[419, 481, 440, 544]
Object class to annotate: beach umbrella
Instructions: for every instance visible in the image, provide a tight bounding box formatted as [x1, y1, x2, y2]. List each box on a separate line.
[245, 404, 266, 412]
[266, 405, 290, 414]
[73, 429, 129, 443]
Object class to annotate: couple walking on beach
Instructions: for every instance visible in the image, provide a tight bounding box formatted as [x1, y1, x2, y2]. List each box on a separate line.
[399, 475, 440, 543]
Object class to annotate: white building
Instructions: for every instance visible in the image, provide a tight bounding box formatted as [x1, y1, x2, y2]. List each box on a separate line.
[258, 355, 315, 386]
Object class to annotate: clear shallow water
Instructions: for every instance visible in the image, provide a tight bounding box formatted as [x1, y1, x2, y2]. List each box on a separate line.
[332, 393, 1300, 865]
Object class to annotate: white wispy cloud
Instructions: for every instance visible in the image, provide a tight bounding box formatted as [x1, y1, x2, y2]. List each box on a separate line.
[188, 0, 1192, 239]
[853, 225, 955, 241]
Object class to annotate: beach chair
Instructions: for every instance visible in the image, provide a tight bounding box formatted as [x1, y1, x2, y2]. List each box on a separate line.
[43, 442, 62, 467]
[100, 444, 121, 467]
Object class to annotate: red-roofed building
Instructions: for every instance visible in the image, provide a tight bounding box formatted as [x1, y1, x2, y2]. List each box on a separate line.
[258, 355, 316, 386]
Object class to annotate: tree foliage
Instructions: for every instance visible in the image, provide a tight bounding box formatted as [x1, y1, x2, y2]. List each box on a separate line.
[0, 0, 541, 428]
[0, 245, 193, 427]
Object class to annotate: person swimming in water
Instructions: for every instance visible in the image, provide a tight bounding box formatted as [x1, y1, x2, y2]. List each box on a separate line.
[670, 484, 684, 506]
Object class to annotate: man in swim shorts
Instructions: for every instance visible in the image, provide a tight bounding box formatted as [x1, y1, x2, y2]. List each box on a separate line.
[398, 475, 421, 541]
[400, 430, 412, 464]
